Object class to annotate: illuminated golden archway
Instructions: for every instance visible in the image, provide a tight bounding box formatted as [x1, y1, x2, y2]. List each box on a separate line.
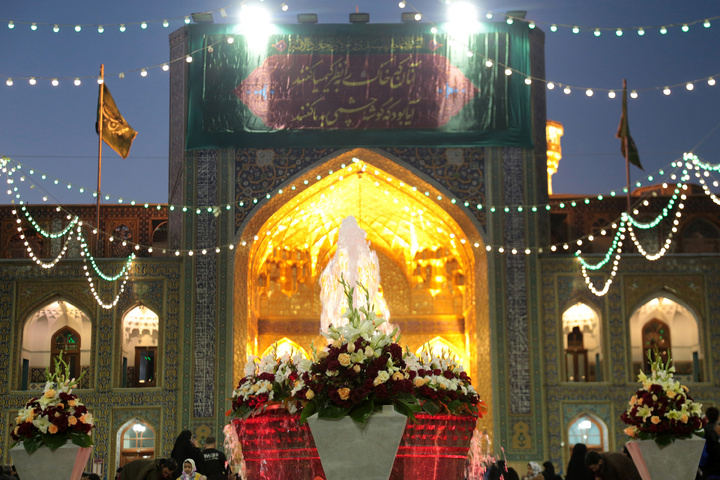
[232, 148, 491, 430]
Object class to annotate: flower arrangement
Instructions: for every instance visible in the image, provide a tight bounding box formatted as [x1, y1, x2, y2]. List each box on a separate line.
[621, 350, 704, 446]
[227, 277, 486, 425]
[227, 346, 308, 420]
[11, 354, 94, 454]
[298, 278, 420, 424]
[406, 347, 487, 417]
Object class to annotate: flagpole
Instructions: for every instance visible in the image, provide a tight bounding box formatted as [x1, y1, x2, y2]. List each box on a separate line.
[625, 134, 631, 212]
[96, 64, 104, 255]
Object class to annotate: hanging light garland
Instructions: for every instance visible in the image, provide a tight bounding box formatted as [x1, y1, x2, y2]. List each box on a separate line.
[9, 205, 134, 308]
[580, 236, 624, 296]
[1, 1, 244, 35]
[78, 226, 134, 308]
[11, 208, 77, 269]
[1, 6, 719, 99]
[1, 156, 686, 220]
[2, 154, 699, 262]
[686, 152, 720, 206]
[3, 151, 718, 299]
[4, 0, 715, 40]
[489, 10, 717, 37]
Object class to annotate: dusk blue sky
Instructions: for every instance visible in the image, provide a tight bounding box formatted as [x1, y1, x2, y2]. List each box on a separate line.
[2, 0, 720, 205]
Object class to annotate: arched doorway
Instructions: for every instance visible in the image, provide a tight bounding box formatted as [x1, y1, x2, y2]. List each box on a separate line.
[231, 148, 491, 430]
[20, 299, 92, 390]
[629, 295, 703, 382]
[566, 413, 608, 455]
[117, 418, 156, 467]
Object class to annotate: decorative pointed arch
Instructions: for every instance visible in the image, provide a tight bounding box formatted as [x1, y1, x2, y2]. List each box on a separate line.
[116, 417, 157, 467]
[20, 298, 93, 390]
[566, 412, 608, 453]
[231, 147, 491, 433]
[121, 304, 160, 388]
[629, 292, 703, 382]
[260, 337, 309, 359]
[561, 301, 603, 382]
[416, 336, 465, 366]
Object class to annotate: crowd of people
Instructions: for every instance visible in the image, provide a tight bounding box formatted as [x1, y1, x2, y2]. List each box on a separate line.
[117, 431, 228, 480]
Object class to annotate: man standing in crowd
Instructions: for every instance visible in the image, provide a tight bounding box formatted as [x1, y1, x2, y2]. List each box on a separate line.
[199, 436, 229, 480]
[703, 406, 720, 479]
[585, 450, 641, 480]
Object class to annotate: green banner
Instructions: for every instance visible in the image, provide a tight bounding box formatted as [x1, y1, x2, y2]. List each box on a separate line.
[186, 23, 532, 149]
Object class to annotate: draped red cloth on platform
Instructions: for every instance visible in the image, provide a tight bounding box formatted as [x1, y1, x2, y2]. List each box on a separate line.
[233, 412, 476, 480]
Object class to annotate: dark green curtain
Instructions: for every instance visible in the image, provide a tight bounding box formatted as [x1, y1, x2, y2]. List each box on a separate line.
[186, 22, 532, 149]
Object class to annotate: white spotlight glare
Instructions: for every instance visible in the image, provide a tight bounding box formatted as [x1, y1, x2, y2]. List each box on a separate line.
[240, 4, 271, 29]
[447, 2, 479, 32]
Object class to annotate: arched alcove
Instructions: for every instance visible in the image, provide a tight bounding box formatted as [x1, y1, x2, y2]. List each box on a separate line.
[231, 147, 491, 430]
[566, 412, 608, 454]
[416, 336, 466, 366]
[21, 299, 93, 390]
[629, 294, 703, 382]
[121, 305, 160, 388]
[561, 301, 603, 382]
[260, 337, 309, 359]
[116, 417, 157, 467]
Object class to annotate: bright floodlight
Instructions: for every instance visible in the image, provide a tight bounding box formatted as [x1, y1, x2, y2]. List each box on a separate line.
[578, 420, 592, 430]
[240, 3, 271, 29]
[448, 2, 479, 30]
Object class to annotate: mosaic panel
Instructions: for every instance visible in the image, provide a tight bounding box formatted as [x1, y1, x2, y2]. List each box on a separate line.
[216, 206, 232, 435]
[503, 147, 530, 415]
[194, 150, 218, 418]
[234, 148, 333, 230]
[169, 27, 188, 250]
[541, 255, 720, 463]
[386, 148, 486, 227]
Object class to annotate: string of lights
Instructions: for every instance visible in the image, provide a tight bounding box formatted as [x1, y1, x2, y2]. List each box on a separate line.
[687, 152, 720, 206]
[9, 202, 135, 308]
[1, 156, 687, 217]
[581, 233, 624, 297]
[11, 209, 76, 269]
[1, 1, 246, 34]
[5, 0, 715, 39]
[78, 226, 134, 309]
[1, 154, 704, 261]
[575, 171, 691, 296]
[1, 5, 719, 98]
[3, 156, 718, 301]
[487, 10, 718, 37]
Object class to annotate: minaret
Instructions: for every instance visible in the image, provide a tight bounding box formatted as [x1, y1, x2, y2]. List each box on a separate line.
[546, 120, 564, 195]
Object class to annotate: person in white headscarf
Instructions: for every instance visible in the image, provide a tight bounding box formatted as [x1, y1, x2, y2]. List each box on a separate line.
[177, 459, 206, 480]
[522, 461, 544, 480]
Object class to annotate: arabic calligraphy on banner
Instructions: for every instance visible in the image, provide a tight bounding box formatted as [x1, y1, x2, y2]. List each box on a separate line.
[235, 54, 477, 130]
[185, 24, 533, 149]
